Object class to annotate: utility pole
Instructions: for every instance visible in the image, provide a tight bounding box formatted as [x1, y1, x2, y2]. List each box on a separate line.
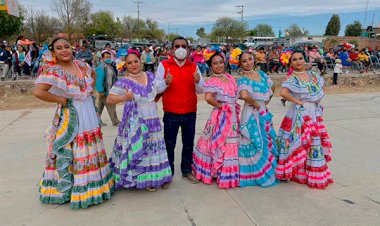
[364, 0, 369, 26]
[133, 0, 143, 36]
[235, 5, 244, 22]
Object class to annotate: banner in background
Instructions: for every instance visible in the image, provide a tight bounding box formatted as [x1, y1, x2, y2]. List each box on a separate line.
[0, 0, 19, 17]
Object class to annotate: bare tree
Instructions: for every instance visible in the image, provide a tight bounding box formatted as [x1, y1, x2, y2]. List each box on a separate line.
[121, 16, 145, 39]
[144, 18, 165, 40]
[24, 8, 62, 43]
[53, 0, 92, 41]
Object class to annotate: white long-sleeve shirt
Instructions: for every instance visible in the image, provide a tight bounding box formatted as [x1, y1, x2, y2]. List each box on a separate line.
[154, 60, 205, 94]
[334, 63, 342, 73]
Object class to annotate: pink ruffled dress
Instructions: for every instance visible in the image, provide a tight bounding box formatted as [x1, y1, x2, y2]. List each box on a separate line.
[192, 74, 240, 188]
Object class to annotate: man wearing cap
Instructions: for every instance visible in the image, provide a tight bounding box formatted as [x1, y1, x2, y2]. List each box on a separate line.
[95, 51, 120, 126]
[155, 36, 204, 186]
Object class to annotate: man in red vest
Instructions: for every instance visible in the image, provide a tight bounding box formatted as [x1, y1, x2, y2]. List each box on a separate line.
[155, 37, 204, 187]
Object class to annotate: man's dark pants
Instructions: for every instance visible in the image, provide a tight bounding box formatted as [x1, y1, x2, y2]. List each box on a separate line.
[163, 112, 196, 176]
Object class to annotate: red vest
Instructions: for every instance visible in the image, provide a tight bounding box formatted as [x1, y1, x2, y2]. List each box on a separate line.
[161, 58, 198, 114]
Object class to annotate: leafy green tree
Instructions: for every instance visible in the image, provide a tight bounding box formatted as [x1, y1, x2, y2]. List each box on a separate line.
[0, 10, 24, 41]
[144, 18, 165, 41]
[187, 37, 195, 43]
[196, 27, 206, 38]
[251, 23, 274, 37]
[85, 11, 118, 38]
[247, 29, 258, 36]
[324, 14, 340, 36]
[285, 24, 309, 37]
[166, 33, 181, 42]
[344, 20, 362, 37]
[210, 17, 247, 43]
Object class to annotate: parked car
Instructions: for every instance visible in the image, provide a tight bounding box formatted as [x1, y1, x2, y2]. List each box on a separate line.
[94, 40, 115, 49]
[291, 41, 323, 50]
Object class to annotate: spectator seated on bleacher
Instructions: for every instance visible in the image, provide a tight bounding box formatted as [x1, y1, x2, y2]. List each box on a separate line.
[349, 48, 364, 73]
[255, 47, 267, 72]
[358, 49, 369, 72]
[308, 46, 326, 74]
[326, 48, 336, 63]
[267, 48, 282, 73]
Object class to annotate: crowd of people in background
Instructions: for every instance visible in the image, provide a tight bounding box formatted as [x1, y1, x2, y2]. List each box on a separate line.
[2, 35, 380, 82]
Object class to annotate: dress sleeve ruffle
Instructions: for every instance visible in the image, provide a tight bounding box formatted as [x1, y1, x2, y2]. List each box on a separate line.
[109, 78, 128, 96]
[35, 66, 68, 91]
[204, 77, 223, 94]
[237, 77, 253, 93]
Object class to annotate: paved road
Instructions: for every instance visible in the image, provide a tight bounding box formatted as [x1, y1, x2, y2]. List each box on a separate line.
[1, 93, 380, 226]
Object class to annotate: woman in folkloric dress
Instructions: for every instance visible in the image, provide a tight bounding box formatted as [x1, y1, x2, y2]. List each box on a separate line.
[192, 48, 240, 189]
[106, 49, 172, 192]
[237, 52, 278, 187]
[275, 50, 333, 189]
[33, 38, 114, 209]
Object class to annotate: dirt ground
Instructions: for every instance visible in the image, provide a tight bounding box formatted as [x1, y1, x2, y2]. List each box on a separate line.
[1, 86, 380, 111]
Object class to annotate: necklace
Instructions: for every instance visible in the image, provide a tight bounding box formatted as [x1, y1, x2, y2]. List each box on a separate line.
[127, 72, 142, 77]
[292, 70, 306, 74]
[242, 69, 254, 73]
[212, 73, 224, 77]
[212, 73, 228, 83]
[127, 72, 147, 85]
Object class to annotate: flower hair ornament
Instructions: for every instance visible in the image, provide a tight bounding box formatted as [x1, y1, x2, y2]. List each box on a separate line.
[128, 48, 141, 58]
[203, 45, 224, 61]
[229, 48, 242, 66]
[280, 48, 294, 66]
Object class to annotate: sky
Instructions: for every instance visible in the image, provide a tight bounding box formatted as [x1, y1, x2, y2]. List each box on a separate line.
[19, 0, 380, 37]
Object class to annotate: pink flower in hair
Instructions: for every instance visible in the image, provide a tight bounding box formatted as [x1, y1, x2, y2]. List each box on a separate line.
[128, 49, 141, 58]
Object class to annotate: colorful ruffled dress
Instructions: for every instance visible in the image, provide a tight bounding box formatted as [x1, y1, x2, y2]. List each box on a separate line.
[237, 71, 278, 187]
[192, 74, 240, 188]
[275, 71, 333, 189]
[36, 60, 114, 209]
[109, 71, 172, 189]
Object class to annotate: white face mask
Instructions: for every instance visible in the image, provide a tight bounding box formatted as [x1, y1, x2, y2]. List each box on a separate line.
[174, 47, 187, 60]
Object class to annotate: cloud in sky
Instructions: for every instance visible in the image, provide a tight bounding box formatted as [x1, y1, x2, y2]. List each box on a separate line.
[19, 0, 380, 24]
[19, 0, 380, 37]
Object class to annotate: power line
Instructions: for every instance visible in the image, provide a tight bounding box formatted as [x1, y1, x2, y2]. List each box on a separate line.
[235, 5, 244, 22]
[133, 0, 143, 33]
[364, 0, 369, 26]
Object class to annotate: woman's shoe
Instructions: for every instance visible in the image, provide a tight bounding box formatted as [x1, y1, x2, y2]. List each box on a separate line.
[145, 187, 157, 192]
